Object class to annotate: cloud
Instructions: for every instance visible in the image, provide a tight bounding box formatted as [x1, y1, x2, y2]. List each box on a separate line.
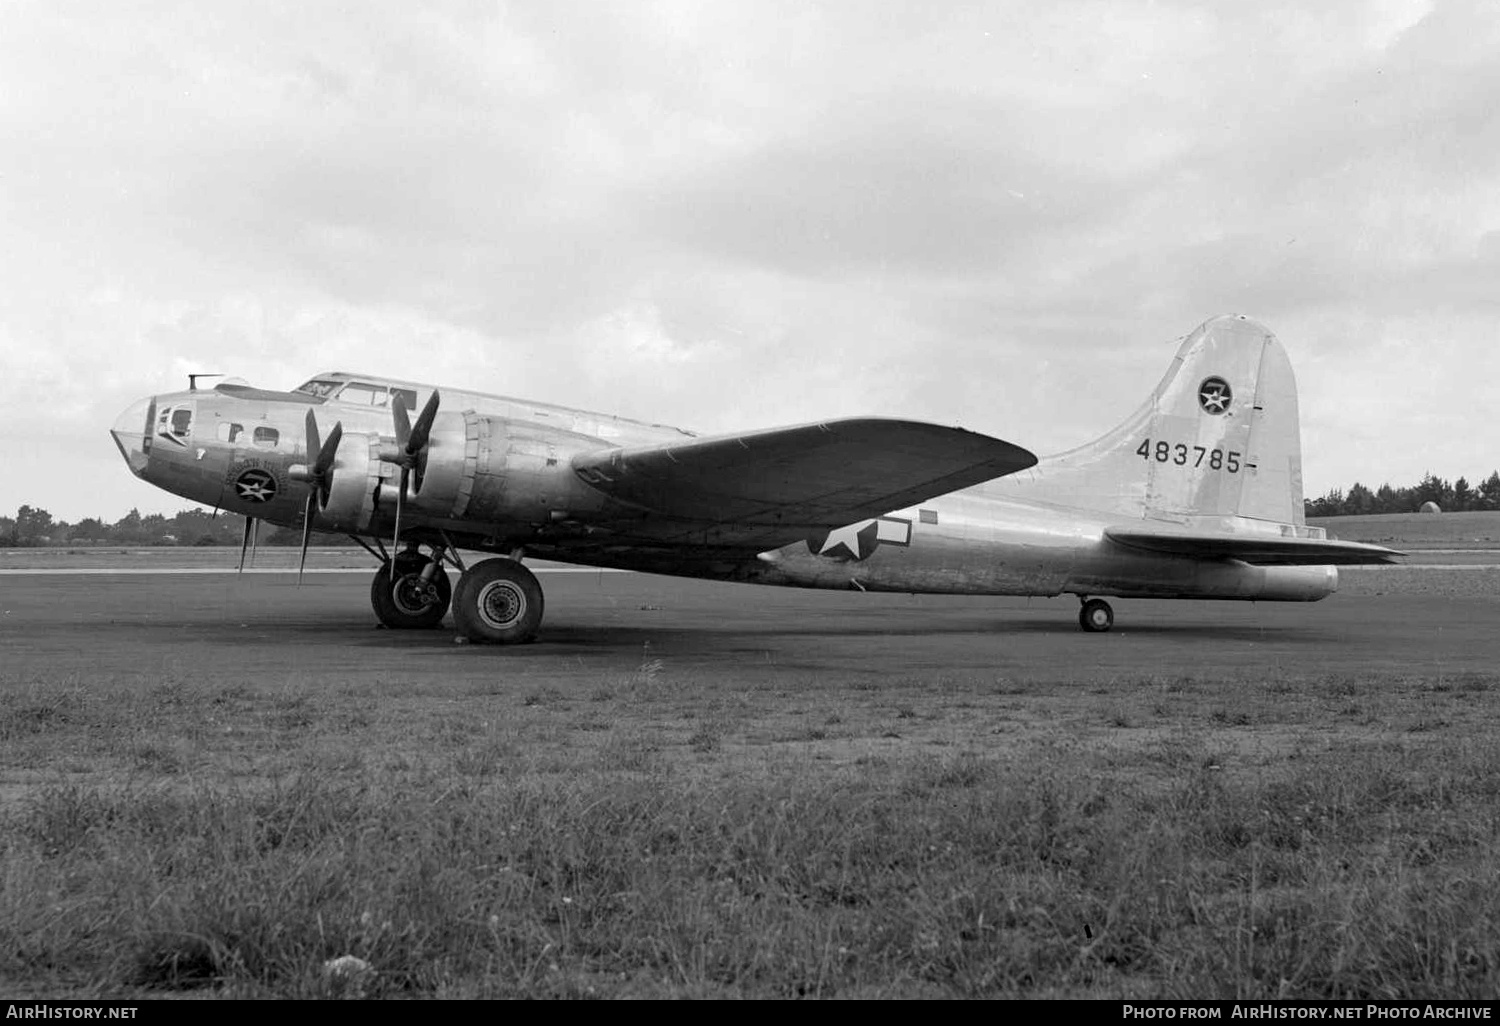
[1, 0, 1496, 522]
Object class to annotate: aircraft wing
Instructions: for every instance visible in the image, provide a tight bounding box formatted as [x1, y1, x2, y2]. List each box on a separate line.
[1104, 527, 1404, 565]
[571, 418, 1036, 548]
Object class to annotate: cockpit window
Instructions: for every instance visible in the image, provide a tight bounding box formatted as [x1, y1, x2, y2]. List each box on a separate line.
[295, 379, 422, 408]
[294, 379, 340, 398]
[253, 426, 279, 449]
[335, 382, 387, 406]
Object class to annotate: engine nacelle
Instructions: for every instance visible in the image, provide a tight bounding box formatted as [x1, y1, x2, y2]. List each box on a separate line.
[377, 412, 611, 531]
[313, 432, 384, 535]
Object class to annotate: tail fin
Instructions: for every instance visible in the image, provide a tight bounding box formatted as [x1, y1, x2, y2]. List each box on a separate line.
[1015, 315, 1306, 525]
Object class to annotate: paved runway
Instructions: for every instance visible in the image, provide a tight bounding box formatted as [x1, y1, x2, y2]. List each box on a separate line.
[2, 568, 1495, 686]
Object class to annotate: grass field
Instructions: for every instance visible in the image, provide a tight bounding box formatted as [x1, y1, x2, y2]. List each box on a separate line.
[2, 518, 1498, 999]
[1311, 509, 1500, 548]
[6, 662, 1500, 999]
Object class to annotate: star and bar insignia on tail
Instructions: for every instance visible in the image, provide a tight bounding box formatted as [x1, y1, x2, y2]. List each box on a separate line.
[807, 516, 912, 562]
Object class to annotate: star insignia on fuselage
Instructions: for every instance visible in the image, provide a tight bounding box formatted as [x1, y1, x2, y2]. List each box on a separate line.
[808, 516, 913, 562]
[233, 468, 278, 503]
[814, 520, 881, 561]
[1198, 377, 1232, 415]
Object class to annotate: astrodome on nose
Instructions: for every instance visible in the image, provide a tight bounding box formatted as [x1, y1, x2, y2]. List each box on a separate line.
[111, 396, 153, 477]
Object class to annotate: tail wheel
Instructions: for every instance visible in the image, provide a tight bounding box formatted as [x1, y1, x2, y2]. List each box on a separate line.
[1079, 597, 1114, 633]
[371, 561, 451, 629]
[453, 559, 544, 645]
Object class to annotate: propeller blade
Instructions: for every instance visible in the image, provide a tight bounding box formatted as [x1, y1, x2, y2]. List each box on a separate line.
[299, 412, 343, 510]
[315, 422, 343, 506]
[406, 391, 441, 455]
[238, 517, 254, 574]
[298, 491, 316, 587]
[315, 421, 342, 474]
[392, 466, 409, 554]
[393, 399, 412, 452]
[412, 449, 428, 495]
[305, 409, 322, 466]
[250, 517, 260, 567]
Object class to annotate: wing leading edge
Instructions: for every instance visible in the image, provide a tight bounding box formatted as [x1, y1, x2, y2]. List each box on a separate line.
[1105, 527, 1404, 566]
[571, 417, 1036, 548]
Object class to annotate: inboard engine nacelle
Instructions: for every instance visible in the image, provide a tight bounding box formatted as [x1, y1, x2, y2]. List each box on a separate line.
[364, 412, 612, 530]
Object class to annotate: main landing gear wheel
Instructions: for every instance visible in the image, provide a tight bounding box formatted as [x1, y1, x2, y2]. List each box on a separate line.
[1078, 597, 1114, 633]
[370, 557, 451, 629]
[452, 559, 544, 645]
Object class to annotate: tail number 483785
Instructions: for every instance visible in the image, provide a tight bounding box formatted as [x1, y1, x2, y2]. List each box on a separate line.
[1136, 440, 1241, 473]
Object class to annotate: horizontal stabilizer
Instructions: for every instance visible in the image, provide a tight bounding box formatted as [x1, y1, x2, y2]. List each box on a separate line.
[1105, 527, 1404, 566]
[572, 418, 1036, 541]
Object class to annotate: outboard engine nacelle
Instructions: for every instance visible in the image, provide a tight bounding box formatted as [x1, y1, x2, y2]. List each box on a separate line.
[313, 432, 385, 535]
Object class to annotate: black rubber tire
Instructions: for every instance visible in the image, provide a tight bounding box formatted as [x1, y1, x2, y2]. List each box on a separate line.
[1078, 598, 1114, 633]
[452, 559, 544, 645]
[370, 561, 451, 629]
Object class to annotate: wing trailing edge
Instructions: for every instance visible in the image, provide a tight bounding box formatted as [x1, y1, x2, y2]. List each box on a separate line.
[1105, 527, 1404, 566]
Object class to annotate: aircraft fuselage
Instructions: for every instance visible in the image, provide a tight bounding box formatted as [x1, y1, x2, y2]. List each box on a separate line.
[112, 372, 1336, 607]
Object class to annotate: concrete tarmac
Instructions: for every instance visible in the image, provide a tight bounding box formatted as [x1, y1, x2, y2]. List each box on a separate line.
[2, 569, 1495, 686]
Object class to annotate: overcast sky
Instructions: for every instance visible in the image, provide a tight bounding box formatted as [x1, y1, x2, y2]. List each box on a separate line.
[3, 0, 1496, 522]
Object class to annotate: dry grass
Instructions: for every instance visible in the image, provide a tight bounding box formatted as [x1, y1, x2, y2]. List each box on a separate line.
[4, 654, 1500, 999]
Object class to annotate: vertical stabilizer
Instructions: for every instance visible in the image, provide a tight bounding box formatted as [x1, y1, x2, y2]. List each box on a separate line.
[1012, 315, 1305, 525]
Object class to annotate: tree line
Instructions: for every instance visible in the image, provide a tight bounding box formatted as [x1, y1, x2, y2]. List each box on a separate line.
[0, 506, 334, 547]
[1303, 470, 1500, 518]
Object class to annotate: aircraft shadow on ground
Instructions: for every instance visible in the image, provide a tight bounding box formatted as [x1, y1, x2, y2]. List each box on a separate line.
[980, 619, 1333, 641]
[158, 612, 1335, 652]
[478, 619, 1334, 648]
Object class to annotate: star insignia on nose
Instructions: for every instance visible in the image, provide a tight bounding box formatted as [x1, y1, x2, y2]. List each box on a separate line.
[234, 468, 278, 503]
[1198, 377, 1232, 415]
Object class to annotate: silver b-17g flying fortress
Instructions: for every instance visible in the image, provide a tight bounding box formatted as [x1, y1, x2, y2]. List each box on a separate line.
[111, 314, 1401, 645]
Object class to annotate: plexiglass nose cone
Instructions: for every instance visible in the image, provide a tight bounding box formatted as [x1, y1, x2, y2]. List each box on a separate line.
[111, 396, 153, 477]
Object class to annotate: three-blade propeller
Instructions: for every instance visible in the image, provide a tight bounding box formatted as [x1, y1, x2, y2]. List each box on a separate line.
[386, 391, 440, 553]
[296, 409, 344, 584]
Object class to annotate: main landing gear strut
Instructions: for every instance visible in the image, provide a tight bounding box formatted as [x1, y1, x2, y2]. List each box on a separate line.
[1078, 596, 1114, 633]
[366, 541, 544, 645]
